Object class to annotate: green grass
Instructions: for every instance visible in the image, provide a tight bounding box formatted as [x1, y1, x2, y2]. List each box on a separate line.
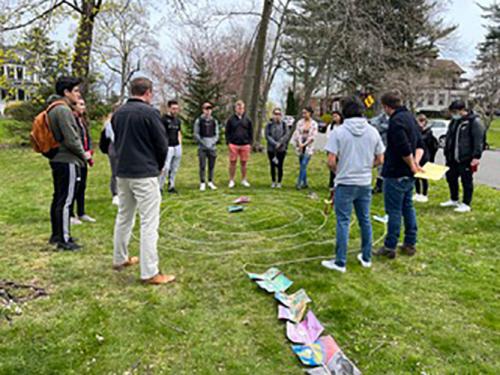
[0, 145, 499, 374]
[487, 118, 500, 149]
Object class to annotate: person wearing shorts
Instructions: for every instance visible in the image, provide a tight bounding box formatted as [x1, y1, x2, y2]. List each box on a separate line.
[225, 100, 253, 188]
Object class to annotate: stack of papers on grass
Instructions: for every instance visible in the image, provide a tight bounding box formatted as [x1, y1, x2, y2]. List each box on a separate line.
[247, 267, 281, 281]
[414, 162, 449, 180]
[278, 301, 308, 323]
[256, 273, 293, 293]
[228, 205, 244, 213]
[306, 350, 362, 375]
[292, 335, 339, 367]
[275, 289, 311, 307]
[233, 196, 251, 204]
[286, 311, 324, 344]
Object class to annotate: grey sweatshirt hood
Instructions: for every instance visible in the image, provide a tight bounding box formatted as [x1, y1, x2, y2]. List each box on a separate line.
[343, 117, 369, 137]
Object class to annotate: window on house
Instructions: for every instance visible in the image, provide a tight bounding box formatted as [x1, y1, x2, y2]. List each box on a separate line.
[0, 89, 6, 100]
[17, 67, 24, 80]
[0, 66, 4, 76]
[427, 93, 435, 106]
[7, 66, 15, 79]
[438, 93, 446, 106]
[18, 89, 25, 101]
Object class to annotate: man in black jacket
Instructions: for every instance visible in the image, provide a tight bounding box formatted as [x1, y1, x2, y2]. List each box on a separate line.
[375, 90, 424, 260]
[440, 100, 485, 213]
[225, 100, 253, 188]
[159, 100, 182, 194]
[112, 77, 175, 285]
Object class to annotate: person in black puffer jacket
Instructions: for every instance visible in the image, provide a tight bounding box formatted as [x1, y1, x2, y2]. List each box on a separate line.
[440, 100, 485, 213]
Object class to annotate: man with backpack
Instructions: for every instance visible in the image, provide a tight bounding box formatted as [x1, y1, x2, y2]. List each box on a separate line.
[440, 100, 485, 213]
[38, 76, 92, 251]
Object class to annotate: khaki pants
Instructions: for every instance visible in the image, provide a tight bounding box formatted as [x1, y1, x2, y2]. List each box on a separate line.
[113, 177, 161, 279]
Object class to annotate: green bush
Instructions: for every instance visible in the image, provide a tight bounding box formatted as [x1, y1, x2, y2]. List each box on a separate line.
[4, 101, 43, 122]
[320, 113, 333, 125]
[0, 118, 32, 146]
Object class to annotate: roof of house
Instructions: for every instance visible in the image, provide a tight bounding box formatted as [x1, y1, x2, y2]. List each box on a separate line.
[431, 59, 465, 74]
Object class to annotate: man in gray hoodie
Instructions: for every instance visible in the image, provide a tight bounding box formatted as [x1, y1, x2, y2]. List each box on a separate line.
[193, 102, 220, 191]
[47, 76, 92, 251]
[322, 97, 385, 273]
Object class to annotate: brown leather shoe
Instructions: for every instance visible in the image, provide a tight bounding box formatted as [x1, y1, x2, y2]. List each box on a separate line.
[112, 256, 139, 271]
[375, 246, 396, 259]
[142, 273, 176, 285]
[399, 244, 417, 256]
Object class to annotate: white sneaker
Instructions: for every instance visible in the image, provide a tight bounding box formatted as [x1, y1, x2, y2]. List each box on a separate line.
[228, 180, 235, 189]
[276, 183, 282, 189]
[413, 194, 419, 201]
[79, 214, 96, 223]
[200, 183, 206, 192]
[271, 182, 277, 188]
[440, 200, 459, 208]
[321, 259, 346, 273]
[112, 195, 119, 206]
[454, 203, 471, 213]
[419, 195, 429, 203]
[373, 214, 389, 224]
[71, 217, 82, 225]
[208, 182, 217, 190]
[241, 179, 251, 188]
[357, 253, 372, 268]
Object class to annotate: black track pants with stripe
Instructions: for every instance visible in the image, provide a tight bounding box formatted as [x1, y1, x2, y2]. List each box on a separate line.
[50, 162, 79, 244]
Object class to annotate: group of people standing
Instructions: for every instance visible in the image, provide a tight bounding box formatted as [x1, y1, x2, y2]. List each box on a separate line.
[321, 91, 485, 273]
[43, 75, 485, 283]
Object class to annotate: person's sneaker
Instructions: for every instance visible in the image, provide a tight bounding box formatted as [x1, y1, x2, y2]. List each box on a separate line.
[420, 195, 429, 203]
[57, 241, 82, 251]
[440, 200, 459, 207]
[113, 256, 139, 271]
[373, 214, 389, 224]
[321, 259, 346, 273]
[399, 244, 417, 256]
[208, 182, 217, 190]
[71, 217, 82, 225]
[271, 182, 277, 188]
[241, 179, 251, 187]
[112, 195, 119, 206]
[454, 203, 471, 213]
[79, 214, 96, 223]
[200, 183, 206, 192]
[413, 194, 419, 201]
[276, 183, 282, 189]
[142, 273, 176, 285]
[357, 253, 372, 268]
[375, 246, 396, 259]
[228, 180, 235, 189]
[167, 187, 178, 194]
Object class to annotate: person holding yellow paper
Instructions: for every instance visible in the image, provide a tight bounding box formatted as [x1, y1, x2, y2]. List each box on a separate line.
[375, 90, 424, 260]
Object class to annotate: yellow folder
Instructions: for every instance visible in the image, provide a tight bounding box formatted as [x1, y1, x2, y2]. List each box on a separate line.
[414, 162, 449, 181]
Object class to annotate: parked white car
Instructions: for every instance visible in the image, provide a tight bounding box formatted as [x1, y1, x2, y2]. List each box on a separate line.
[428, 119, 449, 148]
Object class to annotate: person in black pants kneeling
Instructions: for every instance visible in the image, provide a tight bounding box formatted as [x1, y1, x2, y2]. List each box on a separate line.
[265, 108, 289, 188]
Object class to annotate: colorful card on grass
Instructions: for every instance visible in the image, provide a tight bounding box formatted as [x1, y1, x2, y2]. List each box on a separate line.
[256, 273, 293, 293]
[275, 288, 311, 307]
[233, 196, 251, 204]
[306, 351, 362, 374]
[246, 267, 281, 281]
[286, 310, 324, 344]
[278, 301, 307, 323]
[228, 205, 244, 213]
[292, 335, 340, 367]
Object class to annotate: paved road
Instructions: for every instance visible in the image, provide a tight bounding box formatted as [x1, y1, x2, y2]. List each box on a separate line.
[314, 133, 500, 189]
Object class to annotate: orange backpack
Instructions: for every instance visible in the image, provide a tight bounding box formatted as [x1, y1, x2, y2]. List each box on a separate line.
[30, 100, 66, 157]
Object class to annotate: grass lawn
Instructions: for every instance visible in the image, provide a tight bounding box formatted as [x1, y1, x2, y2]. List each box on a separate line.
[0, 144, 499, 374]
[487, 118, 500, 149]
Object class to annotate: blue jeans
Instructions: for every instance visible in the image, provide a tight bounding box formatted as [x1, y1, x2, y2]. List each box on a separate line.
[297, 154, 311, 187]
[383, 177, 417, 249]
[334, 185, 373, 267]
